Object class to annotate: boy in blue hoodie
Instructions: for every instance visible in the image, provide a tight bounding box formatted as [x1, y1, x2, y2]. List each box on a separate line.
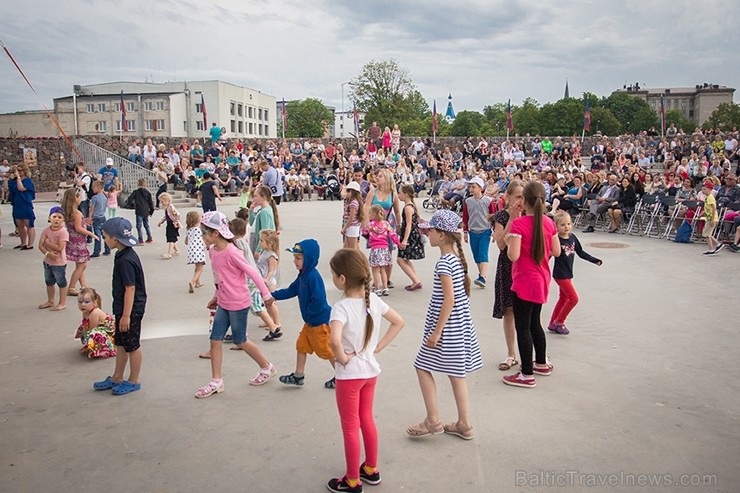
[275, 239, 336, 388]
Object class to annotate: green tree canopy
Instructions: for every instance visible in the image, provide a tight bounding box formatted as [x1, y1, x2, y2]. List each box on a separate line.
[665, 109, 697, 133]
[600, 92, 658, 133]
[588, 106, 622, 136]
[702, 102, 740, 131]
[282, 98, 333, 138]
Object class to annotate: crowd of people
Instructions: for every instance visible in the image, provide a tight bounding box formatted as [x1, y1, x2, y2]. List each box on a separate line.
[2, 123, 740, 493]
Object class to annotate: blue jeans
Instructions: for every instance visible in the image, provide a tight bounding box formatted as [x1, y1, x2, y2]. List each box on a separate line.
[210, 306, 249, 345]
[92, 216, 108, 255]
[135, 215, 152, 243]
[128, 154, 144, 165]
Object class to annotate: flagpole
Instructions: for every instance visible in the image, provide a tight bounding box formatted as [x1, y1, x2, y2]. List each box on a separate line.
[581, 127, 585, 143]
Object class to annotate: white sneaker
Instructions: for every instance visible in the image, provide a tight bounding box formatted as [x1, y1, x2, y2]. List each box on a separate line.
[381, 288, 390, 296]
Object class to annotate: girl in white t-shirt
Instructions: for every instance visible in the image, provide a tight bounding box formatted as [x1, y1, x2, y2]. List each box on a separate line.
[326, 248, 404, 493]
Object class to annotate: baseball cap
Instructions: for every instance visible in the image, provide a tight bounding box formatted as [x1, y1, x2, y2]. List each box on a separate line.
[201, 211, 234, 239]
[346, 181, 361, 193]
[49, 206, 65, 217]
[467, 176, 486, 188]
[286, 243, 304, 254]
[102, 217, 137, 246]
[105, 157, 114, 167]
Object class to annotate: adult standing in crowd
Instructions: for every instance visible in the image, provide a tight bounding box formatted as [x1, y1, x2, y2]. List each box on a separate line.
[97, 158, 119, 192]
[260, 158, 284, 205]
[209, 122, 222, 144]
[8, 163, 36, 250]
[367, 121, 381, 148]
[391, 124, 402, 154]
[365, 167, 401, 289]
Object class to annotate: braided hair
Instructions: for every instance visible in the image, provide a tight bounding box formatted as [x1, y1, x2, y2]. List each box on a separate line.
[441, 231, 471, 296]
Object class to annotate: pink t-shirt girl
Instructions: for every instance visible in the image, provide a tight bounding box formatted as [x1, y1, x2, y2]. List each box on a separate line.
[510, 215, 557, 304]
[209, 243, 272, 311]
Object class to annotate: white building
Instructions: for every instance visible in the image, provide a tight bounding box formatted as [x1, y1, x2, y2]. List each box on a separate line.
[334, 110, 365, 139]
[0, 80, 276, 139]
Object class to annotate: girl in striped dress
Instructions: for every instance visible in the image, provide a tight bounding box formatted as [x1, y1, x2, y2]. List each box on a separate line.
[407, 210, 482, 441]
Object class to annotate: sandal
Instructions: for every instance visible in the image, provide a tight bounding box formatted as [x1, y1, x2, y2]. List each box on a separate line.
[249, 363, 276, 386]
[263, 328, 282, 341]
[67, 289, 79, 297]
[161, 254, 172, 259]
[195, 380, 224, 398]
[112, 380, 141, 395]
[444, 422, 474, 440]
[404, 282, 423, 291]
[324, 377, 336, 389]
[406, 418, 444, 437]
[498, 357, 519, 371]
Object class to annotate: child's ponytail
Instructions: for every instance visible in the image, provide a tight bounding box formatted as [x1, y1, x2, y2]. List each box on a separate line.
[523, 181, 546, 264]
[452, 233, 471, 296]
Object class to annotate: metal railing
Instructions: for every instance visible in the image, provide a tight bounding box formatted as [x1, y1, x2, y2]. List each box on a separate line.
[72, 138, 159, 196]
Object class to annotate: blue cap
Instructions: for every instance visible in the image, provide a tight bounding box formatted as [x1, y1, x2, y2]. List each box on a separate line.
[102, 217, 137, 246]
[49, 206, 65, 217]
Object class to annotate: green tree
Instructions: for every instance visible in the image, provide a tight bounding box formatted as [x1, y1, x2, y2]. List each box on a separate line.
[702, 102, 740, 131]
[447, 110, 487, 136]
[539, 98, 583, 135]
[600, 92, 658, 133]
[350, 59, 428, 131]
[512, 98, 541, 135]
[483, 103, 507, 135]
[284, 98, 333, 138]
[589, 107, 622, 135]
[664, 109, 696, 133]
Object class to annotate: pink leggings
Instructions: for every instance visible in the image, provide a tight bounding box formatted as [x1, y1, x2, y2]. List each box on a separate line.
[550, 278, 579, 325]
[335, 377, 378, 480]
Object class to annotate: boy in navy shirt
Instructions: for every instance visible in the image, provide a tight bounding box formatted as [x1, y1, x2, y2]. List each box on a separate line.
[93, 217, 147, 395]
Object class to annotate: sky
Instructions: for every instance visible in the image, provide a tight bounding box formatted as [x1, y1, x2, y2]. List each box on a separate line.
[1, 0, 739, 115]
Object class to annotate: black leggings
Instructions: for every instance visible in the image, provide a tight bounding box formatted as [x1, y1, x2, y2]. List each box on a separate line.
[512, 292, 547, 376]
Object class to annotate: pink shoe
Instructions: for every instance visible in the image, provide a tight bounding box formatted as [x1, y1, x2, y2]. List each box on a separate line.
[502, 372, 536, 388]
[249, 363, 276, 386]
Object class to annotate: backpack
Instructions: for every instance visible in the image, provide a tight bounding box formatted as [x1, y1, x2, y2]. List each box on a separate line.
[77, 173, 91, 197]
[674, 221, 692, 243]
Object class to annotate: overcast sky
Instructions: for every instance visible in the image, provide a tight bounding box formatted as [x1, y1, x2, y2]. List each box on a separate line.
[1, 0, 738, 115]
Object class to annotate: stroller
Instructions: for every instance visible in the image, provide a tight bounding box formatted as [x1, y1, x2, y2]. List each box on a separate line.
[325, 174, 342, 201]
[422, 179, 444, 211]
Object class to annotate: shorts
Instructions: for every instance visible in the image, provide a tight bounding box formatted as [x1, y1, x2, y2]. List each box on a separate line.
[702, 220, 717, 238]
[295, 323, 334, 360]
[469, 229, 492, 264]
[210, 306, 249, 345]
[43, 262, 68, 287]
[114, 313, 144, 352]
[345, 224, 361, 238]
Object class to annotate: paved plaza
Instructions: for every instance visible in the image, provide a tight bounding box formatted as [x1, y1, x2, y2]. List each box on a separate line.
[1, 197, 738, 493]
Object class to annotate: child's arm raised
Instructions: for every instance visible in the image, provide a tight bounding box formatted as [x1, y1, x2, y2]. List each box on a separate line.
[375, 307, 404, 353]
[426, 274, 454, 348]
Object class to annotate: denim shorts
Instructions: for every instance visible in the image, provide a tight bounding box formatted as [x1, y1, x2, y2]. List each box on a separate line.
[211, 306, 249, 345]
[469, 229, 492, 264]
[43, 262, 68, 287]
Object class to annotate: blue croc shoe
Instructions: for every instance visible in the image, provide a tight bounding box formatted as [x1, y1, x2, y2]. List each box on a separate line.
[93, 376, 120, 391]
[112, 381, 141, 395]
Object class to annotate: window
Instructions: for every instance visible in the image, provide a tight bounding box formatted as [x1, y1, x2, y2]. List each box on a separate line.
[94, 121, 107, 132]
[237, 104, 243, 117]
[196, 121, 204, 131]
[126, 102, 135, 112]
[238, 121, 243, 134]
[249, 122, 253, 134]
[156, 101, 165, 111]
[113, 103, 121, 112]
[248, 107, 253, 118]
[258, 108, 263, 120]
[230, 102, 236, 116]
[98, 103, 106, 112]
[231, 120, 236, 133]
[183, 121, 188, 132]
[145, 119, 165, 131]
[87, 104, 95, 113]
[258, 124, 263, 136]
[127, 120, 136, 132]
[195, 103, 203, 113]
[143, 101, 153, 111]
[264, 109, 269, 121]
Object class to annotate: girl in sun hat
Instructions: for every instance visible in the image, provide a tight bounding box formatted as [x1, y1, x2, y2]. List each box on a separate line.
[407, 209, 482, 441]
[195, 211, 277, 398]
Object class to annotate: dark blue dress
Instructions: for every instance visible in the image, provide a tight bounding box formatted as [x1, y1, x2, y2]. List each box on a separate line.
[8, 177, 36, 226]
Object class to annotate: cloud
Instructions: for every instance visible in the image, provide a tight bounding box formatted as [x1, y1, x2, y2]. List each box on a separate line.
[0, 0, 738, 116]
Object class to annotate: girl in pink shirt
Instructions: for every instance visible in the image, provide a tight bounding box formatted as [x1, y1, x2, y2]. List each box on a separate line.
[502, 181, 561, 389]
[195, 211, 277, 398]
[363, 205, 400, 296]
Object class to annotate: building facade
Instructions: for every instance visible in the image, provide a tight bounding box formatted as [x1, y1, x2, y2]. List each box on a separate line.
[333, 110, 365, 139]
[0, 80, 276, 139]
[614, 83, 735, 126]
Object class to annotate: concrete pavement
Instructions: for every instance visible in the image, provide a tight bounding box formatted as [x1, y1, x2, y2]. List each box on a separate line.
[0, 197, 738, 493]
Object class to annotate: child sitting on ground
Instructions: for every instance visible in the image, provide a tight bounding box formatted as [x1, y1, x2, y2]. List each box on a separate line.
[274, 239, 337, 389]
[75, 287, 116, 358]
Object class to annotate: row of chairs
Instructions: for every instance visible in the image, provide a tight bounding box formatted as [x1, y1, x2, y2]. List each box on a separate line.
[571, 194, 740, 243]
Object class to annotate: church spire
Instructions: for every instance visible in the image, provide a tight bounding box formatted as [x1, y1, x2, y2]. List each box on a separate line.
[564, 79, 570, 99]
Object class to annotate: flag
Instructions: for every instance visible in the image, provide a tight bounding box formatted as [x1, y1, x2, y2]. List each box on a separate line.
[432, 99, 438, 134]
[659, 94, 665, 135]
[201, 93, 207, 130]
[353, 105, 359, 135]
[120, 90, 127, 131]
[583, 100, 591, 132]
[506, 99, 513, 131]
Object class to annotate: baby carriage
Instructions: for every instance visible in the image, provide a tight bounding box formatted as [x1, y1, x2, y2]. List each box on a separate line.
[422, 179, 445, 211]
[325, 174, 342, 201]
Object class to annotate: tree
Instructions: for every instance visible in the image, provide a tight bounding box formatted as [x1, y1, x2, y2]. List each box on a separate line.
[483, 103, 507, 135]
[349, 59, 428, 131]
[446, 110, 487, 136]
[665, 110, 696, 133]
[702, 102, 740, 131]
[512, 98, 541, 135]
[600, 92, 658, 133]
[284, 98, 333, 138]
[539, 98, 583, 136]
[588, 107, 622, 136]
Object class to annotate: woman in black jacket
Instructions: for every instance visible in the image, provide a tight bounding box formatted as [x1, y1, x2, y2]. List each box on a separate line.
[607, 177, 637, 233]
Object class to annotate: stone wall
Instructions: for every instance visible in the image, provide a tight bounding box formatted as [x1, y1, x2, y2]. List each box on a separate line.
[0, 138, 74, 192]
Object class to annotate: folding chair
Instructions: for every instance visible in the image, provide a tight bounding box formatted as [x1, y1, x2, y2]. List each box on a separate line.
[627, 194, 658, 235]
